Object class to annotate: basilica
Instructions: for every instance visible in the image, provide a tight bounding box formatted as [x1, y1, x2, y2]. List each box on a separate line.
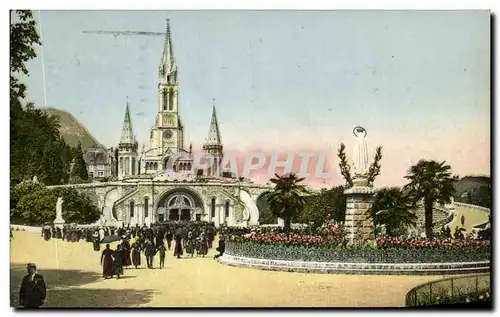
[64, 19, 271, 228]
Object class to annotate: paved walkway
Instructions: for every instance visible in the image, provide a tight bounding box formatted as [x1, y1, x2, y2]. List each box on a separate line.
[10, 231, 443, 307]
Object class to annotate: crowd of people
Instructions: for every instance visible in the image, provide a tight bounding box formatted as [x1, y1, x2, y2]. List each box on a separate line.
[38, 221, 227, 279]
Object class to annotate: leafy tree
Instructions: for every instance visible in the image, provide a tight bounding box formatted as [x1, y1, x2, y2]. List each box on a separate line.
[12, 183, 101, 225]
[403, 160, 456, 238]
[10, 10, 77, 187]
[71, 141, 88, 181]
[10, 102, 69, 185]
[10, 10, 41, 101]
[10, 180, 46, 222]
[298, 186, 347, 227]
[370, 187, 417, 237]
[263, 173, 311, 232]
[16, 187, 56, 225]
[256, 192, 277, 224]
[50, 187, 101, 224]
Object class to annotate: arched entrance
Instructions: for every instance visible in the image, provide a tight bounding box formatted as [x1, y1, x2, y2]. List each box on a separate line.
[167, 194, 192, 221]
[154, 188, 204, 223]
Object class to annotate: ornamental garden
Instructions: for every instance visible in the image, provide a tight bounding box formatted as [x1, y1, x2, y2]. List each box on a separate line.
[217, 131, 491, 276]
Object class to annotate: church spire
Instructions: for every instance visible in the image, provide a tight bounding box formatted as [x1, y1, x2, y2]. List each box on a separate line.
[205, 99, 222, 146]
[159, 18, 176, 77]
[119, 97, 137, 146]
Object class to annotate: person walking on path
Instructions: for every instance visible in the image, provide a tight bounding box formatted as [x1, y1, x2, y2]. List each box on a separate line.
[131, 240, 142, 269]
[173, 231, 183, 259]
[197, 232, 208, 257]
[157, 244, 166, 269]
[101, 244, 115, 278]
[213, 235, 225, 259]
[185, 232, 196, 257]
[113, 245, 125, 279]
[144, 240, 156, 269]
[165, 230, 173, 250]
[92, 230, 100, 252]
[19, 263, 46, 308]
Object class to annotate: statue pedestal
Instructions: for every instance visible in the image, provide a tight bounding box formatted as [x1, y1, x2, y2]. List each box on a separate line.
[53, 217, 65, 230]
[344, 176, 375, 247]
[277, 218, 285, 228]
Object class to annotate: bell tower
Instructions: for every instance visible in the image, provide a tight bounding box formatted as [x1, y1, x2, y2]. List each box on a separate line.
[151, 18, 185, 153]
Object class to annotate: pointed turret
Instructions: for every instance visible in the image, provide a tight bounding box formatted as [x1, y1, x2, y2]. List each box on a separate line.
[203, 99, 223, 177]
[118, 97, 138, 179]
[119, 97, 137, 146]
[159, 18, 177, 82]
[204, 102, 222, 146]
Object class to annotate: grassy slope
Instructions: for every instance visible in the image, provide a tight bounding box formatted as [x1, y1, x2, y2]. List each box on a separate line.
[42, 107, 105, 150]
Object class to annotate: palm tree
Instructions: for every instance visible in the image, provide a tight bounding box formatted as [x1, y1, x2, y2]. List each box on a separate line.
[371, 187, 417, 237]
[403, 160, 456, 238]
[263, 173, 311, 233]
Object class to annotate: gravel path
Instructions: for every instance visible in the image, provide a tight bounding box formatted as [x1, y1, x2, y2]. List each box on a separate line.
[10, 231, 443, 307]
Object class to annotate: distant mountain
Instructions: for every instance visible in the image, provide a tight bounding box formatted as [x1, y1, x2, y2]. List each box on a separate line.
[41, 107, 105, 151]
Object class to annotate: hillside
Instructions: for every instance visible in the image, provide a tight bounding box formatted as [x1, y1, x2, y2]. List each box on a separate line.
[41, 107, 105, 150]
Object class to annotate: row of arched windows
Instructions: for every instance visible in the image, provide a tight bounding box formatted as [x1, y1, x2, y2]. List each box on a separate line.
[174, 162, 192, 172]
[209, 198, 231, 219]
[145, 162, 158, 171]
[129, 198, 150, 218]
[128, 197, 229, 220]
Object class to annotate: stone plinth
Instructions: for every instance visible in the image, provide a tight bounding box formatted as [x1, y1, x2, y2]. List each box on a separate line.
[53, 217, 65, 229]
[277, 218, 285, 228]
[344, 177, 375, 247]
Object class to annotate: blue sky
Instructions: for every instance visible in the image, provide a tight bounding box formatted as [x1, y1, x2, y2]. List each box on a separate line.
[21, 10, 490, 186]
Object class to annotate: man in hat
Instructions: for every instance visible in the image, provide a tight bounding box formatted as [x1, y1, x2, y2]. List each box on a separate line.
[19, 263, 46, 308]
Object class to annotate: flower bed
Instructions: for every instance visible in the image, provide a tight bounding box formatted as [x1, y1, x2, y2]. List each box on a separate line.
[226, 237, 490, 263]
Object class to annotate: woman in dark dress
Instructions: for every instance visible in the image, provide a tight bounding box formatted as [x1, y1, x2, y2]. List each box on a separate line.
[92, 231, 100, 251]
[173, 232, 183, 259]
[121, 238, 132, 268]
[131, 241, 142, 269]
[100, 244, 115, 278]
[113, 245, 124, 279]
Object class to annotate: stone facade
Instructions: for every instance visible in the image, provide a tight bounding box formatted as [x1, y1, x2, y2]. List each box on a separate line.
[49, 179, 271, 228]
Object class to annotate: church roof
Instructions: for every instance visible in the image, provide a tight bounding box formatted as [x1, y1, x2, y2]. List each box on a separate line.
[84, 150, 110, 166]
[119, 97, 137, 146]
[204, 103, 222, 146]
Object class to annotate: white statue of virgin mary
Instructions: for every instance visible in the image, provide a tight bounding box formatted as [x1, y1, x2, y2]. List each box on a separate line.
[352, 126, 369, 176]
